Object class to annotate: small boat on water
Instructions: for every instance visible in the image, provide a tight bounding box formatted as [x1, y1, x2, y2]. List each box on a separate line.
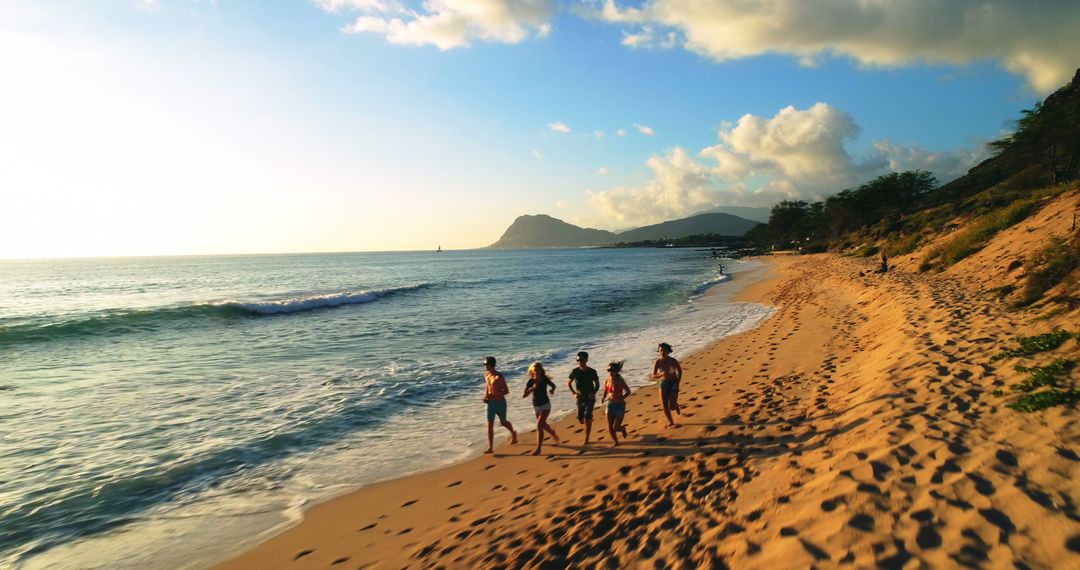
[437, 245, 443, 253]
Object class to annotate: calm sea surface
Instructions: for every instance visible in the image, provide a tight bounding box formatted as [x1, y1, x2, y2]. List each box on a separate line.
[0, 249, 772, 568]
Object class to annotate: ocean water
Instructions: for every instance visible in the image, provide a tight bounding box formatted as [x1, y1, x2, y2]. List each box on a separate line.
[0, 248, 772, 569]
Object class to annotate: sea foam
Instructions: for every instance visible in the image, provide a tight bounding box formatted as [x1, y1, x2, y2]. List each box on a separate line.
[229, 284, 427, 315]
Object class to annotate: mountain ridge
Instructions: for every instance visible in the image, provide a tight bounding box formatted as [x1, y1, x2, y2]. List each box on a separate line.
[488, 212, 762, 249]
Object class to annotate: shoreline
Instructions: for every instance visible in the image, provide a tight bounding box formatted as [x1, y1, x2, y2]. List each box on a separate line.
[215, 259, 779, 569]
[217, 260, 777, 565]
[219, 254, 1080, 569]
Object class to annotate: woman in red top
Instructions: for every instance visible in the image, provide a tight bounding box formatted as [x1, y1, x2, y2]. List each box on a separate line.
[601, 361, 631, 446]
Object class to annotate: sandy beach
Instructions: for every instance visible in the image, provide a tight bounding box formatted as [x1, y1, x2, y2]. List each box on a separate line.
[219, 252, 1079, 569]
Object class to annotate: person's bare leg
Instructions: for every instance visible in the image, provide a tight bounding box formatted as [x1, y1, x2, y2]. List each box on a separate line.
[485, 421, 495, 453]
[542, 416, 559, 443]
[501, 419, 517, 444]
[660, 391, 675, 427]
[614, 415, 628, 438]
[532, 414, 545, 455]
[607, 415, 618, 447]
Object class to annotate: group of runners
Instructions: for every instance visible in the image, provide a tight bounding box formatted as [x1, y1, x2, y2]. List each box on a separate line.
[481, 343, 684, 455]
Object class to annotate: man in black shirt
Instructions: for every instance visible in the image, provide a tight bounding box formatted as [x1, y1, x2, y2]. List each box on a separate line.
[567, 351, 600, 446]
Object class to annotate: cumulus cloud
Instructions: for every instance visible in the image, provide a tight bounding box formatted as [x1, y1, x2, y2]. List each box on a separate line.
[587, 102, 986, 228]
[548, 121, 571, 133]
[597, 167, 608, 175]
[872, 140, 986, 183]
[634, 123, 655, 136]
[592, 130, 605, 139]
[531, 149, 543, 159]
[330, 0, 553, 50]
[596, 0, 1080, 93]
[588, 147, 721, 227]
[615, 129, 626, 136]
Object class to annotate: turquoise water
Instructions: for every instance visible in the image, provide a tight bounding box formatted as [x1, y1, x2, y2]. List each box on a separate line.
[0, 249, 771, 568]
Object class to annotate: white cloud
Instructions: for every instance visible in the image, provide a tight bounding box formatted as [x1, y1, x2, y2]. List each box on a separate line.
[634, 123, 655, 136]
[555, 199, 566, 208]
[872, 141, 985, 182]
[593, 130, 605, 139]
[714, 103, 859, 182]
[531, 149, 543, 159]
[619, 25, 677, 50]
[615, 129, 626, 136]
[588, 147, 720, 227]
[312, 0, 403, 13]
[587, 102, 986, 228]
[136, 0, 160, 10]
[597, 167, 608, 175]
[548, 121, 571, 133]
[621, 27, 653, 49]
[597, 0, 1080, 93]
[331, 0, 553, 50]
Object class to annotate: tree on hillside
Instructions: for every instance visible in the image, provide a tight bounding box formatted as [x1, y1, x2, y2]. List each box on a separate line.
[763, 170, 938, 247]
[990, 100, 1080, 185]
[767, 200, 811, 246]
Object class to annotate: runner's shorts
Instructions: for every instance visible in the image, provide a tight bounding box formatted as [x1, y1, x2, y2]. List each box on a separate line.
[486, 399, 508, 423]
[576, 397, 595, 421]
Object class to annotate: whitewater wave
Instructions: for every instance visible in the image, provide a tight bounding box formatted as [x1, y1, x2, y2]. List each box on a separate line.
[690, 273, 731, 297]
[229, 285, 425, 315]
[0, 284, 431, 346]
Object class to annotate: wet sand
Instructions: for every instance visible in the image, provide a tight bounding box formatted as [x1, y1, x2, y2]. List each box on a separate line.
[219, 254, 1080, 569]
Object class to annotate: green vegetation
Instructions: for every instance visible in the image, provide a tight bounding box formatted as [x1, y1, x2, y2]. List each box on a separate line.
[920, 198, 1040, 271]
[749, 171, 937, 250]
[988, 98, 1080, 186]
[612, 233, 753, 248]
[991, 330, 1077, 361]
[748, 70, 1080, 307]
[1016, 233, 1080, 306]
[993, 333, 1079, 413]
[1012, 358, 1076, 391]
[1007, 389, 1080, 413]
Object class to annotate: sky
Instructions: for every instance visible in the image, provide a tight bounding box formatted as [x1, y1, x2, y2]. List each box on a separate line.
[1, 0, 1078, 258]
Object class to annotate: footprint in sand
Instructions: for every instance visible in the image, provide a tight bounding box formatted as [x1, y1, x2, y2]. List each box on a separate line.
[293, 549, 314, 561]
[402, 499, 419, 507]
[847, 514, 875, 531]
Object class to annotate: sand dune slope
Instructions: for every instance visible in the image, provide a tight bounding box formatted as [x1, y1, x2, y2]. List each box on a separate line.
[220, 255, 1079, 569]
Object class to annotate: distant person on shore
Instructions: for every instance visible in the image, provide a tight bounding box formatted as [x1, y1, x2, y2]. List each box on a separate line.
[523, 362, 560, 455]
[601, 361, 631, 446]
[877, 250, 889, 273]
[567, 351, 600, 446]
[482, 356, 517, 454]
[651, 342, 683, 427]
